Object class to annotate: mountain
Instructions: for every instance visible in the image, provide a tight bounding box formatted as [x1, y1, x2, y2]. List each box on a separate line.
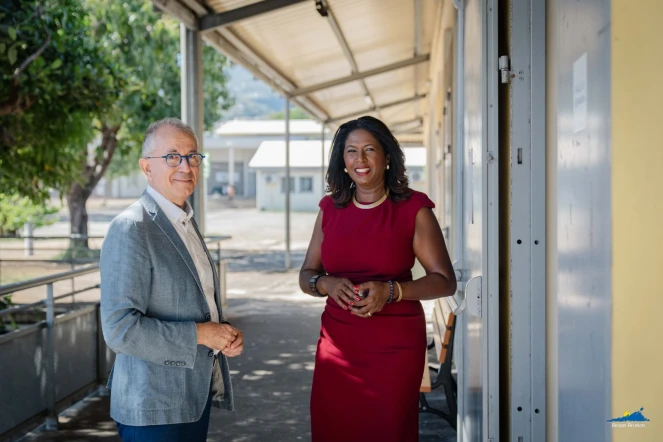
[221, 64, 285, 119]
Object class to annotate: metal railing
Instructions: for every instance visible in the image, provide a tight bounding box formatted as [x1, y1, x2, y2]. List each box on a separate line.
[0, 234, 231, 439]
[0, 265, 106, 439]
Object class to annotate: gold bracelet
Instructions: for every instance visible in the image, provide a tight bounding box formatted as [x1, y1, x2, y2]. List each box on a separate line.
[394, 281, 403, 302]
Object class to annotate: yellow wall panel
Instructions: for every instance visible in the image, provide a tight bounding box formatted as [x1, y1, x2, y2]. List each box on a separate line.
[612, 0, 663, 439]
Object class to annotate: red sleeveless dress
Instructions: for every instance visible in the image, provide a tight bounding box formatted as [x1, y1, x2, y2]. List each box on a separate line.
[310, 190, 434, 442]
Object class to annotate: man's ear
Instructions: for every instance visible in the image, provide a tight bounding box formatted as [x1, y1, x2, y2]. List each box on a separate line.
[139, 158, 151, 178]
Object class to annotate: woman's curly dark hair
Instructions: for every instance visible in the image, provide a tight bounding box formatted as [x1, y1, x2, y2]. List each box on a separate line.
[326, 116, 411, 207]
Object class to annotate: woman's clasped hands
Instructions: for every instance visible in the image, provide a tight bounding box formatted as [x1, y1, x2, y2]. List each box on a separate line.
[318, 276, 391, 318]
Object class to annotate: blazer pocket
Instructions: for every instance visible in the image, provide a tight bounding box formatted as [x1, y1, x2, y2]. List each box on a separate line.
[130, 358, 185, 411]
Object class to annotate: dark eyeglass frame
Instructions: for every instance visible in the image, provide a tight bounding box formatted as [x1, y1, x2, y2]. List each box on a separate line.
[143, 153, 206, 167]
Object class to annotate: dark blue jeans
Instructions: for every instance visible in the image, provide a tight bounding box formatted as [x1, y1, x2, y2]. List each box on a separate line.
[116, 390, 213, 442]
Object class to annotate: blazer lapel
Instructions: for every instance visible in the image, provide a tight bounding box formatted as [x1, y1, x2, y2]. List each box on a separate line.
[140, 192, 204, 296]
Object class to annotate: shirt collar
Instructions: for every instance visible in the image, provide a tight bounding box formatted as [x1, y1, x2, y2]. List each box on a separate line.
[146, 186, 194, 226]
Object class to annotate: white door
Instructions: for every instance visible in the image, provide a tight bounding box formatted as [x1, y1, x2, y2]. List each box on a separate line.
[454, 0, 500, 440]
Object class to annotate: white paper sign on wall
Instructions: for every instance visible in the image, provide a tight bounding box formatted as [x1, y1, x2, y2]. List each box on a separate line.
[573, 53, 588, 134]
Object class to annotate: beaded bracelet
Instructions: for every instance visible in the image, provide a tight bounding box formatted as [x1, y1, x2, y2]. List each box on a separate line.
[387, 280, 395, 304]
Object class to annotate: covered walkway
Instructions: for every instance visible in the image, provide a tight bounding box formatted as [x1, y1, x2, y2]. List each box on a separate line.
[3, 0, 663, 441]
[17, 261, 455, 442]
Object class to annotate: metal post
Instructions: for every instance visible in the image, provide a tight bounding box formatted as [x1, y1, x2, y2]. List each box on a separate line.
[24, 222, 33, 256]
[96, 305, 110, 396]
[285, 98, 292, 270]
[453, 1, 466, 438]
[321, 123, 326, 195]
[228, 147, 235, 187]
[45, 283, 58, 430]
[180, 23, 205, 233]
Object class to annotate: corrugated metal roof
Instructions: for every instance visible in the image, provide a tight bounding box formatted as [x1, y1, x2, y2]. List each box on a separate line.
[156, 0, 437, 142]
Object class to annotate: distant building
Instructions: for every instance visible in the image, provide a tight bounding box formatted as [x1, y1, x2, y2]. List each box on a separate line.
[94, 119, 329, 199]
[204, 119, 328, 198]
[249, 142, 427, 212]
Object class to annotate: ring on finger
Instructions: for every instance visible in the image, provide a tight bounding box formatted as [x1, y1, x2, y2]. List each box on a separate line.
[367, 312, 372, 317]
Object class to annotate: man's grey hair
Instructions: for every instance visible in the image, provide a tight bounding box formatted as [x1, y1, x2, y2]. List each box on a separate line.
[142, 118, 198, 157]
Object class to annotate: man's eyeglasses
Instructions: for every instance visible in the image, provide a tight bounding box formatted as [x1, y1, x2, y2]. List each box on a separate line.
[144, 153, 205, 167]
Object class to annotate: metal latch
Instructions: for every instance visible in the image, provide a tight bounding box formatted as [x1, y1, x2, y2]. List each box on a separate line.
[499, 55, 513, 84]
[465, 275, 482, 318]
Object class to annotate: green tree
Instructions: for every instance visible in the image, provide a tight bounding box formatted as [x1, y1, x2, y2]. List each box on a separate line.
[267, 106, 309, 120]
[0, 0, 122, 202]
[67, 0, 234, 248]
[0, 193, 58, 236]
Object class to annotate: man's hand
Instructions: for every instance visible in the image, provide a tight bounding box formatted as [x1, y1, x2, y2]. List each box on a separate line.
[196, 322, 238, 351]
[221, 327, 243, 357]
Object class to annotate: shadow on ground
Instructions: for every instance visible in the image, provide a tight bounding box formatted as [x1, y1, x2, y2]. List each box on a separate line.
[222, 250, 306, 274]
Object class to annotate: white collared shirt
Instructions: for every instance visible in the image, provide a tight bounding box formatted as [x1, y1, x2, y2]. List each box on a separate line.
[146, 187, 220, 331]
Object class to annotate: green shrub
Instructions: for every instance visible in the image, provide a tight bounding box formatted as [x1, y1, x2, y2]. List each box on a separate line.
[0, 295, 18, 334]
[0, 194, 59, 236]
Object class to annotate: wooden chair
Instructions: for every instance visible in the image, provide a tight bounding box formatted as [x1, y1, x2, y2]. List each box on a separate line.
[419, 298, 457, 430]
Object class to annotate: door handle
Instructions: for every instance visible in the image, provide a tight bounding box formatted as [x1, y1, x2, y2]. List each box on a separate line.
[465, 275, 482, 318]
[447, 260, 466, 314]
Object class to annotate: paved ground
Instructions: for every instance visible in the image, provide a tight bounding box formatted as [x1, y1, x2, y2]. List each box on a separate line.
[8, 197, 455, 442]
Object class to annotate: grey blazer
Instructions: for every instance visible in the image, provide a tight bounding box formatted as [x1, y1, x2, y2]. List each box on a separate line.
[100, 192, 233, 426]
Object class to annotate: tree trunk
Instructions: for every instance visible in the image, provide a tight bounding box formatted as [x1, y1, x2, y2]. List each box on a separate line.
[66, 123, 121, 254]
[67, 184, 91, 251]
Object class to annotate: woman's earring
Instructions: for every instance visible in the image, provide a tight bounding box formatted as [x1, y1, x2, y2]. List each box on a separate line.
[344, 168, 348, 173]
[386, 164, 390, 170]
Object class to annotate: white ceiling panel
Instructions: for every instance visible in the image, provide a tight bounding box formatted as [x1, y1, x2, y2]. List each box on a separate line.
[164, 0, 440, 139]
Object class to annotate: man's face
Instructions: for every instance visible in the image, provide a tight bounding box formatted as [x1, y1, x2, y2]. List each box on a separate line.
[139, 126, 199, 208]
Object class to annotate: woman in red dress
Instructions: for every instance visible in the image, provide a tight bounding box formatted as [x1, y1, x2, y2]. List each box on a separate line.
[299, 116, 457, 442]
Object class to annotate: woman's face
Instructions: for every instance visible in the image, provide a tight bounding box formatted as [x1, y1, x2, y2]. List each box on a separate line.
[343, 129, 389, 189]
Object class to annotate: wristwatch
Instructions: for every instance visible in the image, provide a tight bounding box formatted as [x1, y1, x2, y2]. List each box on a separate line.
[309, 273, 327, 297]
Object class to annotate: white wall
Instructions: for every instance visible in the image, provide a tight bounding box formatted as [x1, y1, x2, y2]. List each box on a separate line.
[256, 168, 324, 212]
[255, 167, 427, 212]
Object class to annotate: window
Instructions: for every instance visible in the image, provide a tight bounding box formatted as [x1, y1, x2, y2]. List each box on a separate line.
[300, 177, 313, 193]
[280, 177, 295, 193]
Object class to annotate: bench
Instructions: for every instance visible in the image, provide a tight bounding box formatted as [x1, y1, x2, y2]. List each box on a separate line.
[419, 297, 457, 430]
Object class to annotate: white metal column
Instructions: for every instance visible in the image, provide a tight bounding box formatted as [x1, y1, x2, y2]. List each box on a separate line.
[454, 0, 500, 440]
[228, 147, 235, 187]
[284, 98, 291, 269]
[180, 23, 205, 232]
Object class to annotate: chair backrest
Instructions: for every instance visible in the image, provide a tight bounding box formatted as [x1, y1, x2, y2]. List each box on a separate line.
[432, 298, 455, 363]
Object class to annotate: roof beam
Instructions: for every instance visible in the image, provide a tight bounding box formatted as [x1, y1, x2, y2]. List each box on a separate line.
[325, 94, 427, 124]
[316, 0, 379, 116]
[200, 0, 310, 32]
[290, 54, 430, 97]
[390, 117, 424, 133]
[152, 0, 198, 29]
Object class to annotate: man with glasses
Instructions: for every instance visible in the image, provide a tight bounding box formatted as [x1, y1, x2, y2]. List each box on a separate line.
[100, 118, 243, 441]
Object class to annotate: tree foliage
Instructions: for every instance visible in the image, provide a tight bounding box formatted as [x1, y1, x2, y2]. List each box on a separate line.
[0, 193, 58, 236]
[89, 0, 234, 180]
[267, 106, 310, 120]
[63, 1, 234, 247]
[0, 0, 123, 202]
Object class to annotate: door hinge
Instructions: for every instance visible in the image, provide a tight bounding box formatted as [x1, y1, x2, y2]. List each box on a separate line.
[499, 55, 513, 83]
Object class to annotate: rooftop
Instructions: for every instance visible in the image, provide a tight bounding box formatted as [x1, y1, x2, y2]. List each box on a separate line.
[249, 141, 426, 169]
[215, 119, 328, 136]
